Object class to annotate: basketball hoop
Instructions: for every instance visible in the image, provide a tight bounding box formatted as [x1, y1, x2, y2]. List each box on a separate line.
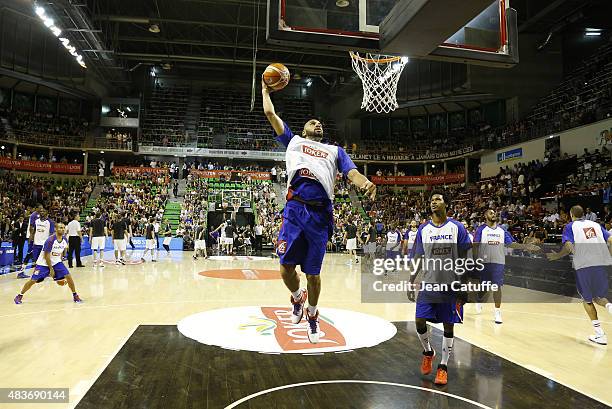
[231, 198, 241, 214]
[349, 51, 409, 114]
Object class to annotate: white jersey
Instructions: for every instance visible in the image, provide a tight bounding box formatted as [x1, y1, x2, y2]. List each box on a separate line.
[413, 219, 471, 284]
[36, 235, 68, 266]
[386, 231, 401, 250]
[562, 219, 612, 270]
[285, 136, 341, 201]
[33, 219, 55, 246]
[406, 230, 418, 249]
[474, 225, 513, 265]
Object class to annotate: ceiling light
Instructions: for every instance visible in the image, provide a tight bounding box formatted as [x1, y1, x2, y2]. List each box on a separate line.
[585, 32, 601, 36]
[149, 24, 160, 33]
[336, 0, 350, 7]
[35, 6, 45, 17]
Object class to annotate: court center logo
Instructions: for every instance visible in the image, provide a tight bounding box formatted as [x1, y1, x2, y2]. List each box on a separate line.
[177, 307, 397, 354]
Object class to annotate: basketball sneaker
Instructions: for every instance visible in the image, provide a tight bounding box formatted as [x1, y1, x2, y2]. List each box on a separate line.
[14, 294, 23, 305]
[16, 272, 30, 279]
[434, 364, 448, 385]
[494, 309, 503, 324]
[306, 309, 320, 344]
[420, 350, 436, 375]
[290, 289, 307, 324]
[73, 294, 83, 303]
[588, 334, 608, 345]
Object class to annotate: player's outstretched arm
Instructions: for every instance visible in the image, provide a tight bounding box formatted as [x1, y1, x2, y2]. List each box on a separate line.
[262, 80, 284, 136]
[347, 169, 376, 200]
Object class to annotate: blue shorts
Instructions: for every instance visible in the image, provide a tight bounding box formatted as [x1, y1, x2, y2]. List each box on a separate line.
[416, 291, 463, 324]
[31, 263, 70, 283]
[277, 200, 333, 276]
[575, 266, 610, 303]
[479, 263, 505, 286]
[386, 250, 400, 260]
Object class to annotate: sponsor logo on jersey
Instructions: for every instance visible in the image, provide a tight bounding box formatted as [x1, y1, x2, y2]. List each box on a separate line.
[583, 227, 597, 239]
[299, 168, 317, 179]
[302, 145, 329, 159]
[277, 240, 287, 254]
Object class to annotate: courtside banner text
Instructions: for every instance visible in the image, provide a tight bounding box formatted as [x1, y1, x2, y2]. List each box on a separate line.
[191, 170, 271, 180]
[371, 173, 464, 185]
[112, 166, 169, 175]
[0, 157, 82, 174]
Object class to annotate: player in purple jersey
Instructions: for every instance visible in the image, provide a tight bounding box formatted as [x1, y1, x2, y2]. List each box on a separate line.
[263, 79, 376, 343]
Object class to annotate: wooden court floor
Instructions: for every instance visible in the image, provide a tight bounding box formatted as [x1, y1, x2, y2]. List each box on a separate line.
[0, 252, 610, 408]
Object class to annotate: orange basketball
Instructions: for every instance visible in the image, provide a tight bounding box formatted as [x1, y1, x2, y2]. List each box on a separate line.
[56, 279, 67, 286]
[263, 63, 290, 91]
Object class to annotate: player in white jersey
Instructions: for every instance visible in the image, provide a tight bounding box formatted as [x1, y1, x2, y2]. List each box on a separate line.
[21, 209, 55, 276]
[473, 209, 540, 323]
[547, 206, 612, 345]
[14, 223, 83, 304]
[263, 79, 376, 343]
[402, 221, 418, 257]
[408, 191, 471, 386]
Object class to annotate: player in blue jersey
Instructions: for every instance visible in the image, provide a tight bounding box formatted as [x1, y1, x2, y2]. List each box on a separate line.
[408, 191, 471, 385]
[14, 223, 83, 305]
[263, 79, 376, 343]
[547, 205, 612, 345]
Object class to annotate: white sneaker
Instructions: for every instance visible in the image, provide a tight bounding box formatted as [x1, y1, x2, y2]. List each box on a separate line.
[475, 303, 483, 314]
[588, 334, 608, 345]
[306, 309, 320, 344]
[494, 309, 502, 324]
[290, 289, 307, 324]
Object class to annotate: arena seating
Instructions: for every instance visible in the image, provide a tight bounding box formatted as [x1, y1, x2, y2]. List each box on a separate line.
[0, 172, 93, 241]
[140, 84, 190, 146]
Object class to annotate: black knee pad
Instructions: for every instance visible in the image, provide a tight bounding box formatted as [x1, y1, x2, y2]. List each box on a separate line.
[416, 322, 428, 334]
[443, 331, 454, 338]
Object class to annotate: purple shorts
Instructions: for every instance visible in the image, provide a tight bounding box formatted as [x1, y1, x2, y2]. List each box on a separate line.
[386, 250, 400, 260]
[31, 263, 70, 283]
[575, 266, 610, 303]
[416, 291, 463, 324]
[480, 263, 505, 286]
[276, 200, 333, 276]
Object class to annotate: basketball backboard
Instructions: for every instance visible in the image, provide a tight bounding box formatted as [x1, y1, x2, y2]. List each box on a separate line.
[267, 0, 518, 67]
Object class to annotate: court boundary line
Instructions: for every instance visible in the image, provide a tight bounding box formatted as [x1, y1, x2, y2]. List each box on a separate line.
[428, 322, 612, 407]
[69, 324, 138, 409]
[223, 380, 494, 409]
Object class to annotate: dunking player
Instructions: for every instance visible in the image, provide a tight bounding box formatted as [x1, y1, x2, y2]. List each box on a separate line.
[547, 205, 612, 345]
[14, 223, 83, 304]
[262, 79, 376, 343]
[408, 191, 471, 385]
[473, 209, 540, 323]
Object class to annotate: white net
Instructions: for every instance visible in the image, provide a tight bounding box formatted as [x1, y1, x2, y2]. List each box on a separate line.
[349, 51, 409, 114]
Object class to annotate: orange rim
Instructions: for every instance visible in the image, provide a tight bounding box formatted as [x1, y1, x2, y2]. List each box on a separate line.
[349, 51, 402, 64]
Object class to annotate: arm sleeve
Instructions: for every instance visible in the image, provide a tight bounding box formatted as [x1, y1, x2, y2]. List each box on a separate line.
[29, 213, 37, 228]
[43, 236, 54, 252]
[473, 225, 483, 243]
[275, 122, 295, 147]
[49, 221, 55, 234]
[561, 223, 574, 244]
[457, 223, 472, 251]
[337, 147, 358, 175]
[601, 225, 610, 242]
[412, 228, 424, 256]
[504, 230, 515, 244]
